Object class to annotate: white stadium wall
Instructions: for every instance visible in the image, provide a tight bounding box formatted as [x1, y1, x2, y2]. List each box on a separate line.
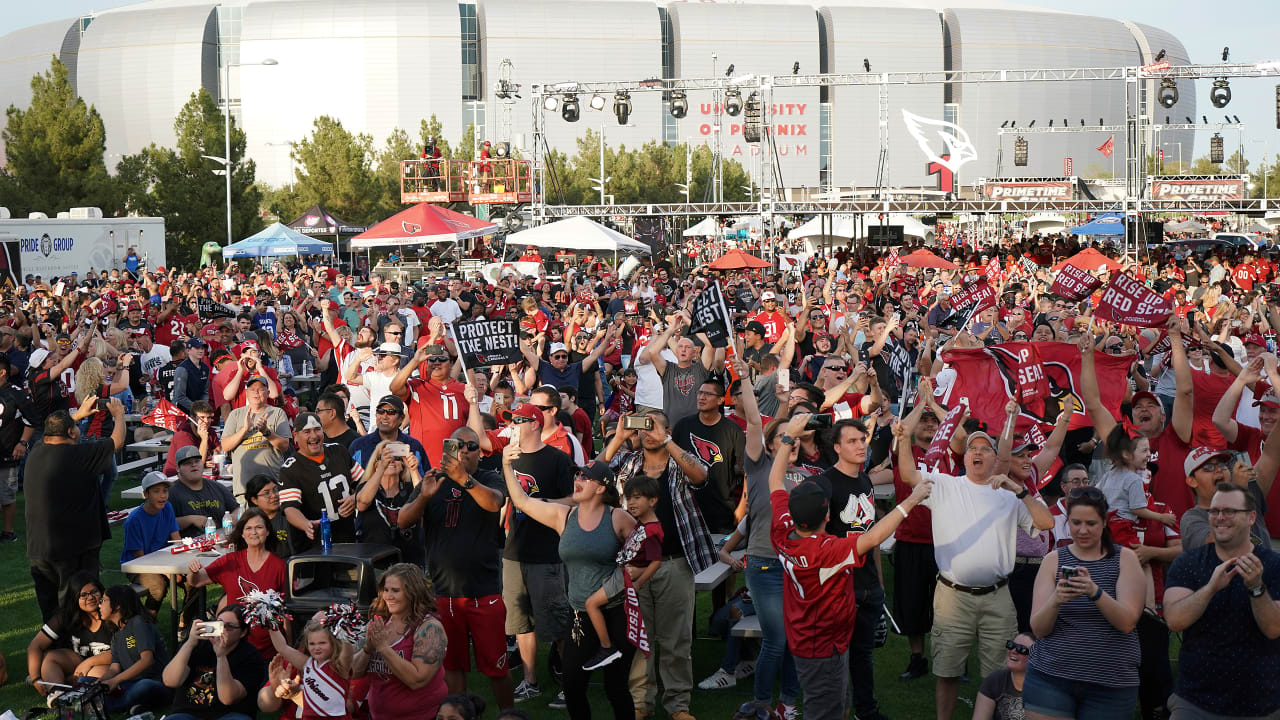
[1127, 22, 1196, 166]
[77, 5, 219, 166]
[240, 0, 463, 188]
[0, 19, 83, 166]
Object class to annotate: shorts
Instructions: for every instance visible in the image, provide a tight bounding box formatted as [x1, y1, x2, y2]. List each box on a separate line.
[599, 567, 626, 602]
[1167, 693, 1280, 720]
[438, 595, 509, 678]
[502, 559, 572, 641]
[0, 464, 17, 506]
[1107, 511, 1141, 547]
[1023, 664, 1139, 719]
[930, 580, 1016, 680]
[891, 540, 937, 636]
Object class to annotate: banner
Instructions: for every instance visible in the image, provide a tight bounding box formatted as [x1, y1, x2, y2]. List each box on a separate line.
[981, 180, 1074, 202]
[0, 241, 21, 288]
[452, 318, 522, 367]
[143, 397, 190, 430]
[985, 257, 1003, 283]
[617, 522, 653, 655]
[940, 342, 1134, 435]
[924, 401, 966, 470]
[1050, 264, 1103, 302]
[1018, 256, 1040, 278]
[196, 296, 237, 321]
[948, 278, 997, 327]
[689, 281, 733, 348]
[1151, 177, 1244, 201]
[1094, 274, 1173, 327]
[1098, 136, 1115, 158]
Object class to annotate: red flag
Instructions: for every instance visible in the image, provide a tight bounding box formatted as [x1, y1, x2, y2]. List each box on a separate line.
[1094, 273, 1173, 327]
[1050, 264, 1103, 302]
[1098, 136, 1115, 158]
[940, 342, 1133, 434]
[984, 257, 1003, 283]
[945, 278, 997, 328]
[142, 397, 189, 432]
[623, 573, 651, 656]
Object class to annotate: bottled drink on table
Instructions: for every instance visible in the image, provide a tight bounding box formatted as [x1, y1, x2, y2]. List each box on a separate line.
[204, 516, 216, 541]
[319, 510, 332, 554]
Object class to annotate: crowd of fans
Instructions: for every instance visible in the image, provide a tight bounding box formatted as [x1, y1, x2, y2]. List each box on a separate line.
[1, 225, 1279, 720]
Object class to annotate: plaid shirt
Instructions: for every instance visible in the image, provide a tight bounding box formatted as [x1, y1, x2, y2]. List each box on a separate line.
[612, 449, 717, 574]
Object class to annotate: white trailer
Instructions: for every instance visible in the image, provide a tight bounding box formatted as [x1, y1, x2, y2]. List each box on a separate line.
[0, 207, 165, 279]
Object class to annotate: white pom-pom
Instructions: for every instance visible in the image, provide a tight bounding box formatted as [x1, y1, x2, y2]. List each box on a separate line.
[241, 588, 292, 631]
[324, 601, 367, 645]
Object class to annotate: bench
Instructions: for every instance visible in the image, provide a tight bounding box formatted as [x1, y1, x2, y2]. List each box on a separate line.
[119, 455, 160, 475]
[730, 615, 762, 639]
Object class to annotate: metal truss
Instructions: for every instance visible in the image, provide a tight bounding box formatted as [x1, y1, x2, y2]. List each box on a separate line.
[997, 122, 1243, 135]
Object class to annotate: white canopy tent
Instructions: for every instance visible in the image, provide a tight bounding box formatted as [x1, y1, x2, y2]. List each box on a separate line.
[683, 216, 718, 237]
[506, 217, 651, 269]
[788, 214, 856, 240]
[1024, 213, 1068, 235]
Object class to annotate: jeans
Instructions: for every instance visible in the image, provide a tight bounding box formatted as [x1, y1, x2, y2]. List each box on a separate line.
[104, 678, 172, 713]
[850, 584, 885, 717]
[744, 555, 800, 705]
[707, 593, 755, 672]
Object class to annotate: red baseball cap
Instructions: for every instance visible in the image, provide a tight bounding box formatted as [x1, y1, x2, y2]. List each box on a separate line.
[1243, 333, 1267, 347]
[512, 403, 544, 427]
[1254, 383, 1280, 408]
[1130, 391, 1161, 408]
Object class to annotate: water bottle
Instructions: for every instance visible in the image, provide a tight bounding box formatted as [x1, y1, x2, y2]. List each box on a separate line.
[203, 516, 216, 540]
[319, 510, 332, 554]
[221, 511, 233, 542]
[279, 354, 294, 377]
[302, 359, 312, 377]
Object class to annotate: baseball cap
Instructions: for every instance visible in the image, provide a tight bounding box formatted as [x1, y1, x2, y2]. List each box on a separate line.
[549, 342, 569, 356]
[128, 327, 152, 338]
[374, 341, 404, 356]
[512, 403, 544, 427]
[293, 412, 323, 432]
[141, 471, 173, 491]
[376, 394, 406, 413]
[1130, 391, 1161, 408]
[1254, 383, 1280, 408]
[185, 337, 207, 349]
[1011, 435, 1040, 455]
[1184, 446, 1231, 476]
[1243, 333, 1267, 347]
[245, 374, 269, 388]
[175, 445, 203, 465]
[788, 481, 829, 531]
[233, 340, 259, 357]
[745, 320, 767, 336]
[126, 301, 141, 311]
[29, 348, 50, 368]
[965, 431, 996, 451]
[579, 460, 614, 485]
[760, 290, 777, 301]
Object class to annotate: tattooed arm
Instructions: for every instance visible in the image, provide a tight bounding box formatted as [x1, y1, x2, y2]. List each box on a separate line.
[359, 616, 446, 690]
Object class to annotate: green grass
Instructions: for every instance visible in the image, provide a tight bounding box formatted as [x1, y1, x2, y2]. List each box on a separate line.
[0, 473, 988, 719]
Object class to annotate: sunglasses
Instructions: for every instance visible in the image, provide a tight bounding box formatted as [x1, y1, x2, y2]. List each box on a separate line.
[551, 354, 569, 360]
[426, 356, 449, 363]
[1006, 641, 1030, 655]
[511, 416, 536, 425]
[1067, 486, 1105, 500]
[453, 440, 481, 452]
[375, 407, 402, 416]
[531, 404, 555, 412]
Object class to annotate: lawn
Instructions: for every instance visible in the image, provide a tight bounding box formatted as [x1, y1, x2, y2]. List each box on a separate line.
[0, 470, 989, 719]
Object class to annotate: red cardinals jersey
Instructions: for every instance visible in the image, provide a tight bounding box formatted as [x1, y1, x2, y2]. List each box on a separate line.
[154, 313, 195, 346]
[770, 489, 865, 659]
[404, 376, 469, 467]
[750, 310, 788, 344]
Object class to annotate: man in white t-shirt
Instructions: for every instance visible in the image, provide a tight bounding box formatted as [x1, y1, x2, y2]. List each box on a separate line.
[347, 342, 404, 433]
[131, 328, 172, 382]
[895, 426, 1053, 720]
[429, 284, 463, 325]
[632, 347, 676, 414]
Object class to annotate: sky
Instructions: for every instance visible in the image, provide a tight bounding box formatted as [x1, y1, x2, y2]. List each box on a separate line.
[3, 0, 1277, 167]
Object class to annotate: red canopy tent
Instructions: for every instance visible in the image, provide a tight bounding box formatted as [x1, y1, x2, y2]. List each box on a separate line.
[350, 203, 497, 248]
[708, 249, 771, 270]
[1051, 247, 1123, 273]
[898, 249, 958, 270]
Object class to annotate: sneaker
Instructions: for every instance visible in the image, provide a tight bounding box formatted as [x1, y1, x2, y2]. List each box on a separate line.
[775, 703, 800, 720]
[46, 690, 65, 708]
[898, 653, 928, 681]
[513, 679, 542, 702]
[0, 531, 17, 543]
[734, 659, 756, 680]
[548, 690, 567, 710]
[582, 646, 622, 671]
[697, 667, 736, 690]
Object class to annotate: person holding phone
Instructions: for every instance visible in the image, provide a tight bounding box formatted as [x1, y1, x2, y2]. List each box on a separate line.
[356, 439, 427, 566]
[162, 603, 267, 720]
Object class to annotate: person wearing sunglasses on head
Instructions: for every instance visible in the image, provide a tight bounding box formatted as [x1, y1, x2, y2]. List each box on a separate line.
[972, 633, 1035, 720]
[1179, 443, 1280, 550]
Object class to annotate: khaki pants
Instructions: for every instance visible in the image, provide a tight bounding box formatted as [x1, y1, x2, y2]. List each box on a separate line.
[628, 557, 694, 715]
[930, 581, 1017, 680]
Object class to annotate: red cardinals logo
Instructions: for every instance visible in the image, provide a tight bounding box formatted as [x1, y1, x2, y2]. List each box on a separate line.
[236, 576, 262, 602]
[514, 469, 539, 495]
[690, 434, 723, 466]
[402, 221, 422, 234]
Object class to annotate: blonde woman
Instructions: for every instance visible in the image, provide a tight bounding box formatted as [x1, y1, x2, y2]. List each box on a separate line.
[73, 355, 131, 505]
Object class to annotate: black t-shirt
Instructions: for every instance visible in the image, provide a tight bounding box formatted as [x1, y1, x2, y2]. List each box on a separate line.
[814, 467, 881, 588]
[279, 444, 358, 552]
[424, 469, 506, 597]
[0, 382, 33, 464]
[503, 444, 574, 563]
[170, 639, 266, 720]
[26, 366, 68, 428]
[25, 438, 114, 560]
[327, 427, 361, 452]
[672, 414, 745, 535]
[157, 358, 180, 399]
[860, 339, 901, 402]
[357, 477, 423, 567]
[651, 466, 684, 557]
[169, 480, 238, 538]
[109, 615, 169, 680]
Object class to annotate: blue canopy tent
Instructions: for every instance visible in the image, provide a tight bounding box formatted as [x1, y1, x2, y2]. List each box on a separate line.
[1068, 213, 1126, 236]
[222, 222, 336, 258]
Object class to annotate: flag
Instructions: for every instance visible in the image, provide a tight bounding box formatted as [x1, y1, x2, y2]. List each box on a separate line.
[689, 281, 733, 348]
[452, 317, 523, 368]
[940, 342, 1134, 436]
[196, 296, 236, 321]
[1093, 273, 1173, 327]
[1018, 256, 1040, 278]
[143, 397, 190, 431]
[924, 402, 966, 470]
[1098, 136, 1115, 158]
[985, 257, 1003, 283]
[947, 277, 997, 328]
[886, 248, 900, 270]
[1050, 264, 1103, 302]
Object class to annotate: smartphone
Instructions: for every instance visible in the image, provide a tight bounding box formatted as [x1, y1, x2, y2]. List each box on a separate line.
[623, 415, 654, 431]
[441, 438, 461, 461]
[197, 620, 224, 638]
[386, 442, 410, 458]
[96, 399, 109, 412]
[1059, 566, 1078, 580]
[805, 413, 834, 430]
[778, 368, 791, 392]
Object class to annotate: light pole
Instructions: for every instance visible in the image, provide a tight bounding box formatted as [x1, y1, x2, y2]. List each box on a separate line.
[1251, 139, 1269, 198]
[591, 120, 634, 204]
[209, 56, 277, 245]
[1161, 142, 1182, 174]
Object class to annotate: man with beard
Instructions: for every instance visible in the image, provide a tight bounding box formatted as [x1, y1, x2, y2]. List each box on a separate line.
[323, 304, 378, 429]
[279, 412, 358, 553]
[645, 312, 720, 428]
[221, 376, 291, 497]
[672, 378, 745, 535]
[1212, 355, 1280, 534]
[391, 344, 470, 468]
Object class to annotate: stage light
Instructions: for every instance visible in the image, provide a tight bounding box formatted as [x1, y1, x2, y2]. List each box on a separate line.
[1028, 120, 1035, 128]
[613, 91, 631, 125]
[724, 88, 742, 116]
[1154, 49, 1166, 62]
[1210, 79, 1232, 108]
[562, 94, 580, 122]
[1158, 78, 1179, 108]
[1186, 116, 1194, 124]
[1001, 121, 1008, 128]
[792, 61, 800, 75]
[863, 58, 871, 73]
[725, 64, 735, 77]
[1210, 133, 1224, 164]
[1203, 115, 1209, 124]
[1234, 115, 1241, 123]
[1099, 118, 1104, 126]
[1014, 136, 1028, 167]
[1049, 119, 1054, 127]
[494, 142, 511, 158]
[1222, 46, 1230, 62]
[543, 96, 559, 111]
[1226, 115, 1233, 124]
[1080, 119, 1085, 126]
[669, 90, 688, 119]
[588, 94, 606, 111]
[743, 91, 762, 142]
[1063, 118, 1069, 127]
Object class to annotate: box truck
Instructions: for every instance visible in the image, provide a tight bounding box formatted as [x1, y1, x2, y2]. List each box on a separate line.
[0, 207, 165, 280]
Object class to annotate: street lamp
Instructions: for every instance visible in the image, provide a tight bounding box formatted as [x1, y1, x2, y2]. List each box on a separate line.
[213, 56, 277, 245]
[1161, 142, 1182, 173]
[592, 121, 634, 204]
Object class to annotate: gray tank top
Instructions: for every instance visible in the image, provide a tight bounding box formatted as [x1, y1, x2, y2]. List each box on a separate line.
[560, 506, 622, 611]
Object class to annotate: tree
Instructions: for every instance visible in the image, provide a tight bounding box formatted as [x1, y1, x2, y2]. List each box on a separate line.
[116, 89, 262, 269]
[373, 127, 417, 216]
[456, 124, 477, 162]
[418, 115, 453, 159]
[1, 56, 117, 215]
[287, 116, 380, 224]
[1187, 155, 1223, 175]
[1249, 154, 1280, 199]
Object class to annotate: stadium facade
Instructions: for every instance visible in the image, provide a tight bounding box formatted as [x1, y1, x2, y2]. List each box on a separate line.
[0, 0, 1194, 194]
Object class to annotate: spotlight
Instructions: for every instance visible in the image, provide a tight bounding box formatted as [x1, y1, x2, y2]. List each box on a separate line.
[1210, 133, 1224, 164]
[543, 95, 559, 111]
[1099, 118, 1104, 126]
[1014, 136, 1028, 167]
[1063, 118, 1069, 127]
[743, 91, 762, 142]
[1210, 78, 1231, 108]
[1001, 121, 1009, 128]
[1203, 115, 1209, 124]
[1080, 119, 1085, 126]
[725, 64, 735, 77]
[724, 88, 742, 116]
[1226, 115, 1233, 123]
[1222, 46, 1230, 62]
[792, 61, 800, 75]
[1234, 115, 1241, 123]
[863, 58, 871, 73]
[669, 90, 688, 119]
[1186, 116, 1194, 124]
[561, 94, 580, 122]
[1154, 49, 1166, 62]
[613, 91, 631, 125]
[494, 142, 511, 158]
[588, 94, 606, 111]
[1158, 78, 1179, 108]
[1049, 119, 1054, 127]
[1029, 120, 1035, 127]
[1165, 116, 1170, 124]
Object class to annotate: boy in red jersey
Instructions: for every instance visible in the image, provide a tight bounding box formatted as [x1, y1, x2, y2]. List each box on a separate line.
[768, 412, 932, 720]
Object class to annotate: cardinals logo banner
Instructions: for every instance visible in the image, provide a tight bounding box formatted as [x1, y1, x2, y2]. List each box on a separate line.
[453, 318, 522, 367]
[1050, 264, 1102, 302]
[143, 397, 190, 432]
[1093, 273, 1173, 327]
[941, 342, 1132, 435]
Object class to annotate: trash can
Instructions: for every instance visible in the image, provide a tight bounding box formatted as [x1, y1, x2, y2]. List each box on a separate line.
[287, 543, 400, 622]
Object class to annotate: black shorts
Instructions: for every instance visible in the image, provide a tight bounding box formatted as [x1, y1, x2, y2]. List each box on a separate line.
[892, 540, 938, 636]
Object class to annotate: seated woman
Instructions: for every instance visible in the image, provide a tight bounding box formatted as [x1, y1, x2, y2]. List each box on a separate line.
[973, 632, 1035, 720]
[26, 572, 114, 699]
[243, 474, 294, 558]
[187, 508, 288, 660]
[98, 585, 173, 714]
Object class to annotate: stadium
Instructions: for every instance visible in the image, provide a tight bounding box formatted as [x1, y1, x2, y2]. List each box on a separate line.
[0, 0, 1194, 192]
